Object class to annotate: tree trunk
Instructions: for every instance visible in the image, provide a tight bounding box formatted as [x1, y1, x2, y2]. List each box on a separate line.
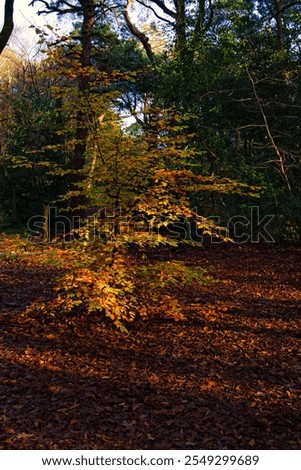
[123, 0, 154, 62]
[274, 0, 284, 51]
[72, 0, 97, 215]
[174, 0, 186, 54]
[0, 0, 14, 55]
[0, 158, 17, 221]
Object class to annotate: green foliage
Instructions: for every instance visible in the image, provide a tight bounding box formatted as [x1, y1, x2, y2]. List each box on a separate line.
[153, 1, 301, 242]
[0, 59, 72, 224]
[137, 260, 214, 288]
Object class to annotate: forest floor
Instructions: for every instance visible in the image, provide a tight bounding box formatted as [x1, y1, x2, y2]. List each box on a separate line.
[0, 241, 300, 450]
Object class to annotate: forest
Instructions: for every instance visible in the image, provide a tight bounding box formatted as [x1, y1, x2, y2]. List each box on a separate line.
[0, 0, 300, 450]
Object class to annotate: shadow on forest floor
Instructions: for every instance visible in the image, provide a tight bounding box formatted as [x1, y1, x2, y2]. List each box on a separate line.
[0, 244, 300, 449]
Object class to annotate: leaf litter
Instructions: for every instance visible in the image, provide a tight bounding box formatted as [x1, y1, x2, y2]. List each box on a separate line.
[0, 242, 300, 449]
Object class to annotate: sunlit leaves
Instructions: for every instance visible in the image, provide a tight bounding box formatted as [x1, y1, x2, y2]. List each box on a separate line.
[33, 239, 216, 331]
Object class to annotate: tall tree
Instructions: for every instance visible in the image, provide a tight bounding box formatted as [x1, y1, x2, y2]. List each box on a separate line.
[0, 0, 14, 55]
[30, 0, 98, 213]
[0, 53, 72, 224]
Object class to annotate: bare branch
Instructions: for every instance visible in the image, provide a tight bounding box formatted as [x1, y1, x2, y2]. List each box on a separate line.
[246, 65, 292, 193]
[140, 0, 176, 19]
[269, 1, 301, 20]
[29, 0, 82, 15]
[136, 0, 175, 25]
[123, 0, 154, 62]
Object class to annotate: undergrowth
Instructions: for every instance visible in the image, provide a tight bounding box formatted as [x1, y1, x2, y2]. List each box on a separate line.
[28, 239, 214, 332]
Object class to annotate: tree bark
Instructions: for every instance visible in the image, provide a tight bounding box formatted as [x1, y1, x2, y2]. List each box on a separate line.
[274, 0, 284, 51]
[29, 1, 97, 214]
[174, 0, 186, 53]
[0, 0, 14, 55]
[72, 0, 97, 214]
[123, 0, 154, 62]
[0, 158, 17, 221]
